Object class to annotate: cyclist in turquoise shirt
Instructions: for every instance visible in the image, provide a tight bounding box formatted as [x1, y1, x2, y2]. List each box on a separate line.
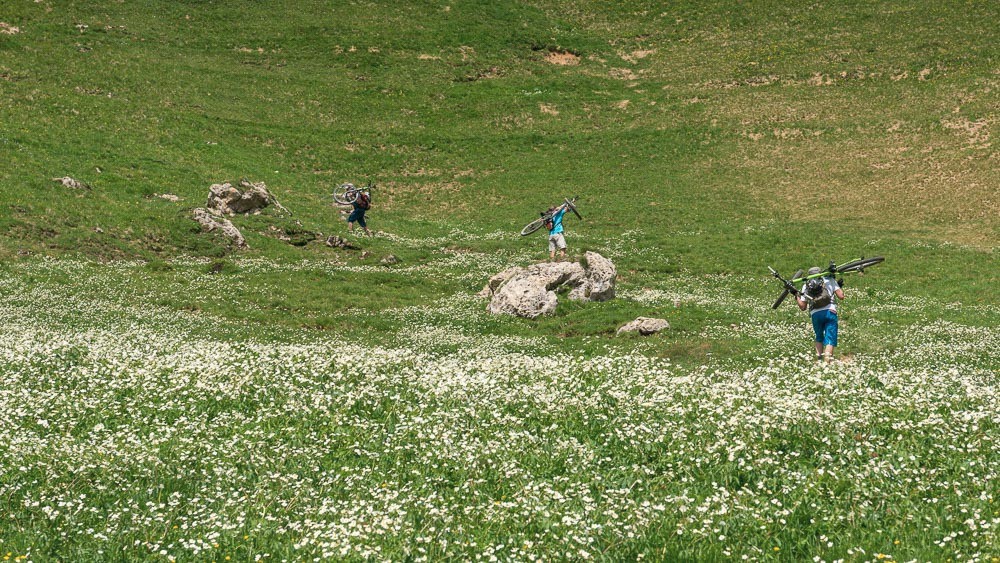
[546, 204, 569, 261]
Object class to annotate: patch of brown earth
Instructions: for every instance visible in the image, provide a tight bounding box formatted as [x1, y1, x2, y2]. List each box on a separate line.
[539, 103, 559, 115]
[619, 49, 655, 64]
[545, 50, 579, 66]
[940, 117, 992, 149]
[0, 22, 21, 34]
[609, 68, 638, 80]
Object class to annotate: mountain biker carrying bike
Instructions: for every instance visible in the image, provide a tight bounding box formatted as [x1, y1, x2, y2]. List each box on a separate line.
[797, 266, 845, 362]
[545, 203, 570, 260]
[343, 183, 372, 236]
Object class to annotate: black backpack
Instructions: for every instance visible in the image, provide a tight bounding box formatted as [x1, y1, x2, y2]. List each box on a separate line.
[806, 278, 833, 309]
[356, 193, 371, 210]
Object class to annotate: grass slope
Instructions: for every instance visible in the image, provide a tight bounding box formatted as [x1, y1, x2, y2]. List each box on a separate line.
[0, 1, 997, 561]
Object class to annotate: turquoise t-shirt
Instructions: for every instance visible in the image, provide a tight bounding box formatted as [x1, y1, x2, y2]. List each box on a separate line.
[549, 208, 567, 235]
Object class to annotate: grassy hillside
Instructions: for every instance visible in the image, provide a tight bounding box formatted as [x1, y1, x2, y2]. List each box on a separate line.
[0, 1, 997, 560]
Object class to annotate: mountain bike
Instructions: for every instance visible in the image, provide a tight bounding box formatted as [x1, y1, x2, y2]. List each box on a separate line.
[333, 182, 373, 205]
[768, 256, 884, 309]
[520, 197, 582, 236]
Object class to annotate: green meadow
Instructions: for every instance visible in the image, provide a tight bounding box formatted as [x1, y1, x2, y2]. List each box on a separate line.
[0, 1, 996, 560]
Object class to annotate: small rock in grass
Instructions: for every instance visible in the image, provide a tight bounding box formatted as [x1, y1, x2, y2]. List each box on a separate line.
[325, 235, 360, 250]
[52, 176, 91, 190]
[617, 317, 669, 336]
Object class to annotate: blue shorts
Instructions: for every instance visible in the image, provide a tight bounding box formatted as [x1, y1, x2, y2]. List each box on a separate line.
[811, 309, 839, 347]
[347, 209, 367, 228]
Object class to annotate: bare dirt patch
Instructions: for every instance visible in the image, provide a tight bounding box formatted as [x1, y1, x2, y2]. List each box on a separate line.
[545, 50, 580, 66]
[807, 73, 833, 86]
[619, 49, 655, 64]
[0, 22, 21, 35]
[539, 103, 559, 115]
[609, 68, 638, 81]
[941, 117, 992, 149]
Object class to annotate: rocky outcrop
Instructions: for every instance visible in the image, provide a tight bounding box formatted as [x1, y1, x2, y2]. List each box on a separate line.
[207, 180, 270, 215]
[617, 317, 669, 336]
[573, 252, 616, 301]
[476, 266, 522, 298]
[206, 179, 289, 216]
[192, 208, 246, 248]
[484, 252, 617, 318]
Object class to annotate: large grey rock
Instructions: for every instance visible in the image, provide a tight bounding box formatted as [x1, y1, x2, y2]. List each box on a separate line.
[485, 253, 617, 318]
[207, 179, 273, 215]
[476, 266, 523, 298]
[488, 276, 561, 318]
[617, 317, 670, 336]
[568, 251, 617, 302]
[192, 208, 247, 248]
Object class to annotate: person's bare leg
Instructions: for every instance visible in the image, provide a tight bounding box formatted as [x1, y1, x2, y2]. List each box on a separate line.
[814, 341, 823, 361]
[823, 345, 835, 363]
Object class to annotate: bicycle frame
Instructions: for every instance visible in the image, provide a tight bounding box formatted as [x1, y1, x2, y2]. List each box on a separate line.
[785, 257, 882, 284]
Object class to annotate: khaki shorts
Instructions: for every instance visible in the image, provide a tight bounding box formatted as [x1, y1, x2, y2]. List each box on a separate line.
[548, 233, 567, 252]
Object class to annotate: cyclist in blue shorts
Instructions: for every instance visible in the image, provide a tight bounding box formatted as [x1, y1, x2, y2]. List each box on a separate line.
[345, 185, 372, 236]
[797, 266, 846, 362]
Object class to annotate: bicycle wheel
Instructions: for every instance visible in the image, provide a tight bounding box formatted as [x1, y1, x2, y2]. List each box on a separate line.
[520, 217, 547, 236]
[771, 269, 802, 309]
[333, 189, 358, 205]
[837, 256, 884, 274]
[565, 198, 583, 220]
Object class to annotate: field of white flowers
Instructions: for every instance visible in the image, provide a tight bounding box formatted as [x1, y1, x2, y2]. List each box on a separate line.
[0, 254, 997, 562]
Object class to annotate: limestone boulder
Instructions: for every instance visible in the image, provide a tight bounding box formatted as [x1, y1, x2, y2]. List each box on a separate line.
[476, 266, 523, 298]
[568, 251, 617, 302]
[207, 179, 274, 215]
[484, 253, 617, 318]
